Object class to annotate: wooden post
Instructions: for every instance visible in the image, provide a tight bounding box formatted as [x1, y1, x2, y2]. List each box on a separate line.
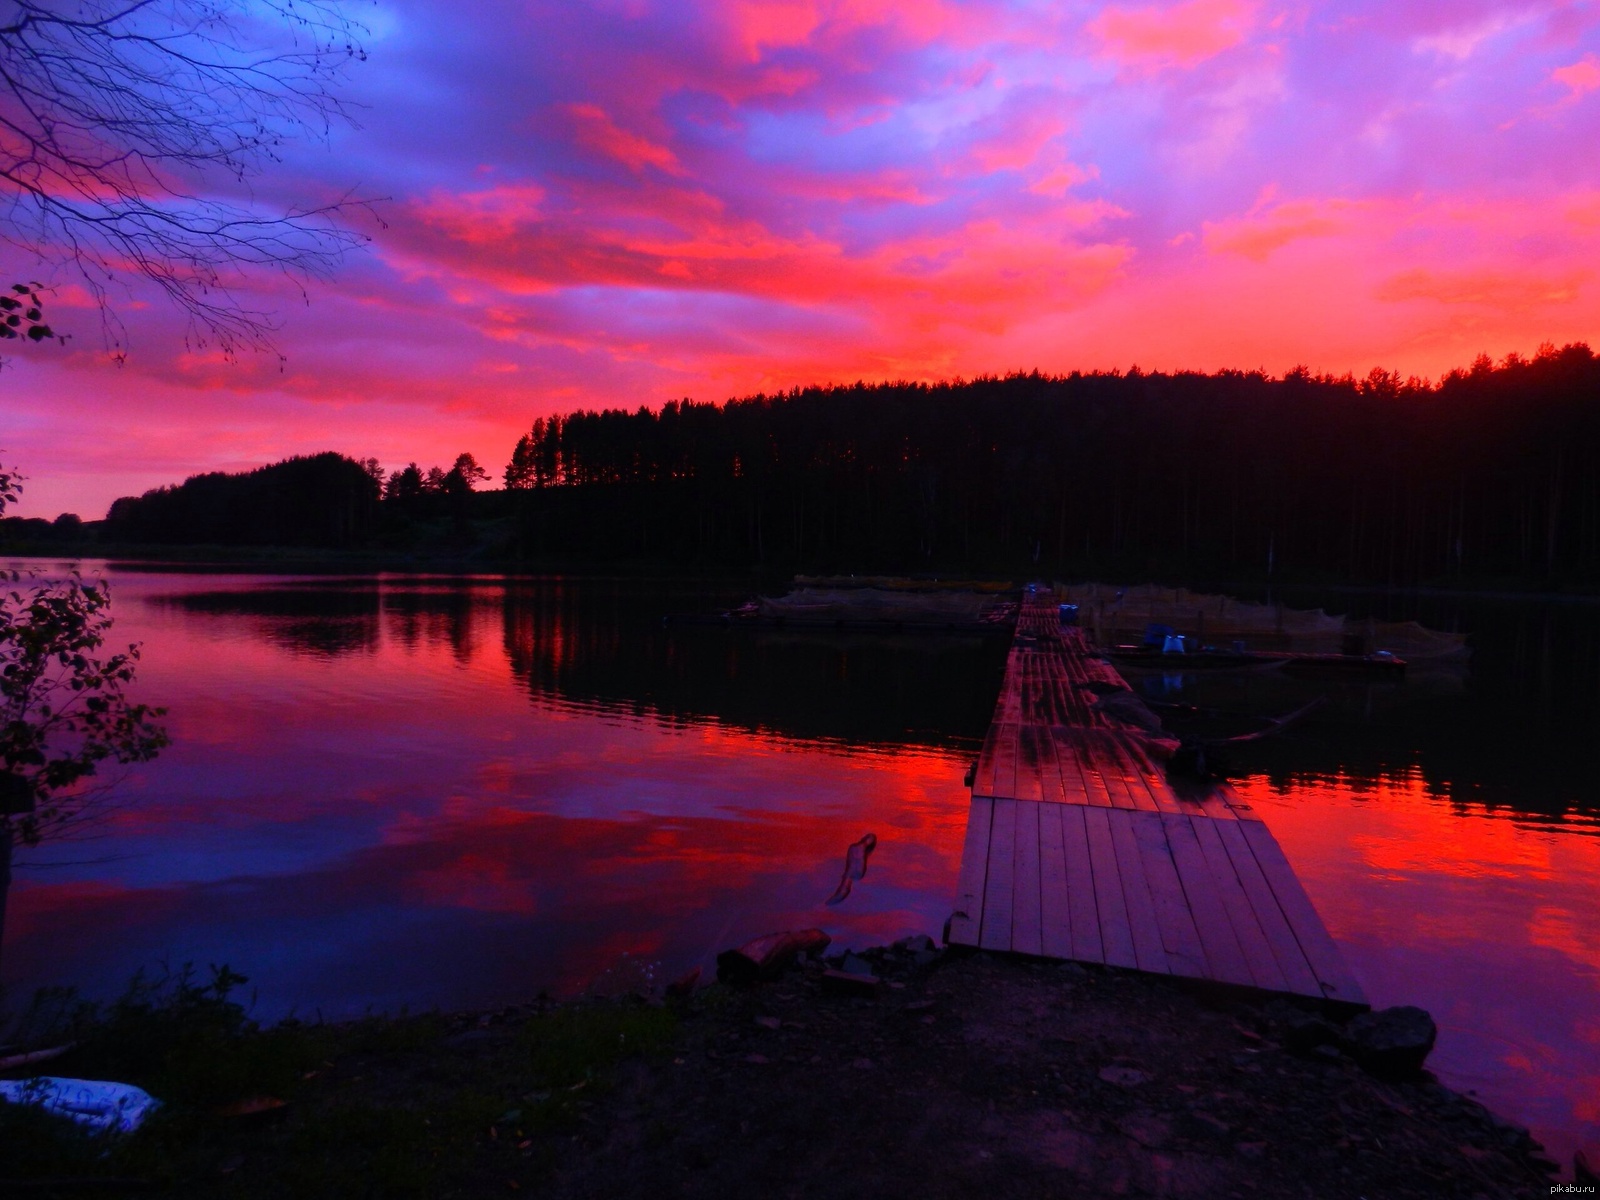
[0, 773, 36, 983]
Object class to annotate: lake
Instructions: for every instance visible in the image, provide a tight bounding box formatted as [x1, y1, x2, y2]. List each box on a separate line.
[4, 564, 1597, 1170]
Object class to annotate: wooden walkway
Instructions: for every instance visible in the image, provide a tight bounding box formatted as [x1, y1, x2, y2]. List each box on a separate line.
[948, 591, 1367, 1009]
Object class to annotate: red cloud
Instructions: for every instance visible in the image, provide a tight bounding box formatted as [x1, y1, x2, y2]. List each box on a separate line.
[1377, 267, 1589, 311]
[1552, 53, 1600, 100]
[723, 0, 824, 61]
[565, 103, 685, 175]
[397, 162, 1129, 330]
[1202, 198, 1356, 260]
[968, 114, 1069, 172]
[1568, 192, 1600, 227]
[716, 0, 984, 64]
[1089, 0, 1253, 67]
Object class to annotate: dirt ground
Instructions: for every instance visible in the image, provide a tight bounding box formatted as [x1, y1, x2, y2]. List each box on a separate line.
[529, 943, 1560, 1200]
[3, 941, 1570, 1199]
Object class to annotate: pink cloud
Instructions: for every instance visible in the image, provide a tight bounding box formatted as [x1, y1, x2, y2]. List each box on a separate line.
[565, 104, 685, 174]
[1089, 0, 1254, 68]
[390, 158, 1132, 347]
[11, 0, 1600, 522]
[968, 114, 1069, 172]
[1377, 267, 1589, 311]
[1552, 53, 1600, 100]
[1028, 162, 1097, 197]
[713, 0, 986, 68]
[1202, 198, 1360, 260]
[723, 0, 825, 60]
[406, 183, 548, 247]
[1568, 191, 1600, 227]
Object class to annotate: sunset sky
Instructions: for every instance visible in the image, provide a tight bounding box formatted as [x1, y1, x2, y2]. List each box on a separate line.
[4, 0, 1600, 520]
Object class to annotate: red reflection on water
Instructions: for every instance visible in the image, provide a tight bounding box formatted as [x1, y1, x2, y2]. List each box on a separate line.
[1237, 770, 1600, 1171]
[28, 572, 1599, 1177]
[6, 571, 975, 1012]
[7, 880, 143, 941]
[8, 749, 969, 1007]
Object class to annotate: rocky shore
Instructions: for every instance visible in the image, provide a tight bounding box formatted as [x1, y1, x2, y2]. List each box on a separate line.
[533, 938, 1563, 1199]
[0, 938, 1578, 1198]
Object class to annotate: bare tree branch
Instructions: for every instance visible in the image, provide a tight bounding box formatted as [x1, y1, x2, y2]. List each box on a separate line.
[0, 0, 375, 357]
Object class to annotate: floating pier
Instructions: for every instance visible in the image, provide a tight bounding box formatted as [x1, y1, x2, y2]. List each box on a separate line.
[947, 591, 1367, 1009]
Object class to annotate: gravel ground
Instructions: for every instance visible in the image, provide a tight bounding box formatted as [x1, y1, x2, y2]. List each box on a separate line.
[10, 939, 1563, 1198]
[538, 942, 1561, 1200]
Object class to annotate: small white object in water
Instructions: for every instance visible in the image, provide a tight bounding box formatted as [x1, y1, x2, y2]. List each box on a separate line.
[825, 832, 878, 906]
[0, 1076, 161, 1134]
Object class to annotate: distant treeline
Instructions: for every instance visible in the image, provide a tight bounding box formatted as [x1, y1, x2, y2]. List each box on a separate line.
[94, 451, 501, 549]
[500, 344, 1600, 586]
[50, 343, 1600, 586]
[103, 453, 383, 547]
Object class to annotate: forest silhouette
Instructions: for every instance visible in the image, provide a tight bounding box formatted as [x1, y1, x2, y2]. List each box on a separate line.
[20, 342, 1600, 588]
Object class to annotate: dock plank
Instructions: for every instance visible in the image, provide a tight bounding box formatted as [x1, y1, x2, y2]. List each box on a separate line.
[992, 723, 1019, 801]
[1062, 804, 1103, 962]
[973, 722, 1003, 798]
[947, 590, 1364, 1007]
[1034, 719, 1070, 804]
[1012, 800, 1044, 956]
[1117, 738, 1184, 815]
[1108, 809, 1170, 974]
[1048, 728, 1095, 805]
[1083, 806, 1139, 969]
[980, 799, 1018, 952]
[1038, 802, 1073, 958]
[1161, 812, 1255, 987]
[1237, 820, 1368, 1007]
[1069, 733, 1118, 807]
[1215, 818, 1321, 997]
[1016, 724, 1046, 803]
[1189, 814, 1290, 993]
[1128, 811, 1209, 978]
[1104, 737, 1160, 812]
[1191, 787, 1241, 821]
[948, 796, 993, 947]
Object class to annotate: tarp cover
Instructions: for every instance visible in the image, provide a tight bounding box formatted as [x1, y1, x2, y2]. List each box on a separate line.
[0, 1076, 161, 1134]
[1054, 582, 1468, 659]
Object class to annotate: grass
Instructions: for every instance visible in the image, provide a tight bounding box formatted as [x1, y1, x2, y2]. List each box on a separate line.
[0, 964, 681, 1197]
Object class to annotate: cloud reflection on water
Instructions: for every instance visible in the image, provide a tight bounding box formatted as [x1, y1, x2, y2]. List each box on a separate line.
[5, 570, 1599, 1171]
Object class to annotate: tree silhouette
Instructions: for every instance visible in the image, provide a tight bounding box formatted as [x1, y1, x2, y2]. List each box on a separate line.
[0, 467, 166, 977]
[495, 345, 1600, 586]
[0, 282, 57, 346]
[444, 451, 486, 492]
[357, 457, 386, 492]
[505, 435, 537, 490]
[384, 463, 425, 503]
[0, 0, 372, 356]
[104, 452, 381, 545]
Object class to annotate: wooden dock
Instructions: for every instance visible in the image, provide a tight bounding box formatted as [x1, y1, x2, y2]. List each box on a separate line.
[947, 591, 1367, 1009]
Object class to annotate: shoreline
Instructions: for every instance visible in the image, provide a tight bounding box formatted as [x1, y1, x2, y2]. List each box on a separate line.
[0, 938, 1576, 1198]
[7, 545, 1600, 606]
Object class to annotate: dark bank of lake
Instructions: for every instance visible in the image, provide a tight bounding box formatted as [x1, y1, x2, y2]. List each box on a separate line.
[3, 563, 1597, 1169]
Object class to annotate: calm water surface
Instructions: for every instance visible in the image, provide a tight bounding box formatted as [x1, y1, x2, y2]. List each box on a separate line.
[5, 565, 1598, 1169]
